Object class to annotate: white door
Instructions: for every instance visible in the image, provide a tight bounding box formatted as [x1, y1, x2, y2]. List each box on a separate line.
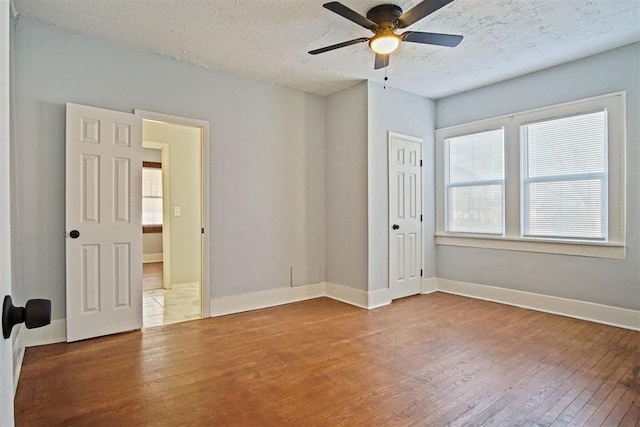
[66, 103, 142, 342]
[1, 0, 14, 422]
[389, 133, 423, 300]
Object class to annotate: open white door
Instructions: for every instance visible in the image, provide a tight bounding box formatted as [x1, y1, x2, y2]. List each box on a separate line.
[1, 0, 14, 422]
[66, 103, 142, 342]
[389, 132, 423, 300]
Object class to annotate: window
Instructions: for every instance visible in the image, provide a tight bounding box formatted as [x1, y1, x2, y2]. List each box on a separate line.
[445, 128, 504, 234]
[142, 164, 163, 228]
[435, 92, 626, 259]
[522, 111, 607, 240]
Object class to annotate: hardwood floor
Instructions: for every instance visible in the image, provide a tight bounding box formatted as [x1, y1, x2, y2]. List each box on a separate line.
[142, 262, 163, 291]
[14, 293, 640, 426]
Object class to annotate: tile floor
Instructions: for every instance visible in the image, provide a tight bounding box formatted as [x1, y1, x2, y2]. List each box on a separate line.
[142, 263, 201, 328]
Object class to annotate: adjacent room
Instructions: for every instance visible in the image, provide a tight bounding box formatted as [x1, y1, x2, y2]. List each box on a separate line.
[0, 0, 638, 425]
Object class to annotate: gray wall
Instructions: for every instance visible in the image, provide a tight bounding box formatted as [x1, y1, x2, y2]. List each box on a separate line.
[12, 17, 326, 319]
[325, 82, 368, 290]
[435, 42, 640, 310]
[367, 82, 436, 291]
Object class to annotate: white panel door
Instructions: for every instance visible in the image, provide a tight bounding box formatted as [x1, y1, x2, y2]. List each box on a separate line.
[0, 0, 13, 421]
[389, 133, 423, 300]
[66, 103, 142, 342]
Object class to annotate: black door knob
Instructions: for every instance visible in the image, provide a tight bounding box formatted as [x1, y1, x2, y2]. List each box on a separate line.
[392, 224, 400, 230]
[2, 296, 52, 339]
[69, 230, 80, 239]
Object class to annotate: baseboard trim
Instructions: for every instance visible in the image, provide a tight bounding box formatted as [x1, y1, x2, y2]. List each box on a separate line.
[325, 282, 369, 308]
[143, 253, 163, 263]
[23, 318, 67, 347]
[210, 283, 325, 317]
[367, 288, 393, 309]
[12, 325, 25, 396]
[422, 277, 437, 294]
[437, 278, 640, 331]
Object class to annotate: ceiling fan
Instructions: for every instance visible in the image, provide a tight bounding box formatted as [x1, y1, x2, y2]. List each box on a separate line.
[309, 0, 463, 69]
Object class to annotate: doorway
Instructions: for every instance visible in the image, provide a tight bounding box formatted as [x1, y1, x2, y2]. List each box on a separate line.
[139, 112, 208, 327]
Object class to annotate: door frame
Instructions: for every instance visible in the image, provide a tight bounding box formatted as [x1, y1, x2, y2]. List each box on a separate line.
[0, 0, 14, 422]
[135, 110, 210, 318]
[387, 131, 424, 299]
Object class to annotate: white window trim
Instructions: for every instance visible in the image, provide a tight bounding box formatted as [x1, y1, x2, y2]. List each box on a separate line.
[435, 92, 626, 259]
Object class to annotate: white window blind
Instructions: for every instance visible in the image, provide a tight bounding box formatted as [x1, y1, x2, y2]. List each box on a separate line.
[522, 111, 607, 240]
[142, 168, 163, 225]
[445, 128, 504, 234]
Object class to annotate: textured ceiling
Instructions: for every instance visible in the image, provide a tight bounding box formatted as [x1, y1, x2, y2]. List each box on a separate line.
[13, 0, 640, 98]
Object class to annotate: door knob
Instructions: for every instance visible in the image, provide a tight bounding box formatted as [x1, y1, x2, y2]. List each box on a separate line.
[2, 296, 52, 339]
[69, 230, 80, 239]
[392, 224, 400, 230]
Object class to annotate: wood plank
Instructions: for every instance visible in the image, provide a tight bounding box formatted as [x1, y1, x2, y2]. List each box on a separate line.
[14, 293, 640, 426]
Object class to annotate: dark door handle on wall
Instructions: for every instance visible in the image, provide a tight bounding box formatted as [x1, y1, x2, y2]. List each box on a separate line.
[392, 224, 400, 230]
[2, 296, 52, 339]
[69, 230, 80, 239]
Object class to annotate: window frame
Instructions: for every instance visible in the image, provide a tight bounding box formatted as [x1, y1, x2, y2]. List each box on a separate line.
[443, 127, 506, 236]
[142, 161, 163, 233]
[435, 92, 626, 259]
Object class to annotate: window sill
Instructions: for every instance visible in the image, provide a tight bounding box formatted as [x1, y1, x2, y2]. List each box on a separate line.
[143, 225, 163, 234]
[434, 234, 625, 259]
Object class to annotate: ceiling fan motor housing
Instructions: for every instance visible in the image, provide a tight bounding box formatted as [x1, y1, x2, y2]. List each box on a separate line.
[366, 4, 403, 27]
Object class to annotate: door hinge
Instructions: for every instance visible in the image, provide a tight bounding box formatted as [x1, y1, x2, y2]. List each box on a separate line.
[420, 214, 423, 222]
[201, 228, 204, 234]
[420, 160, 423, 167]
[420, 269, 423, 277]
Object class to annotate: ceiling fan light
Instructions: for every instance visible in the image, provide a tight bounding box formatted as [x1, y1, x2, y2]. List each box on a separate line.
[369, 34, 400, 55]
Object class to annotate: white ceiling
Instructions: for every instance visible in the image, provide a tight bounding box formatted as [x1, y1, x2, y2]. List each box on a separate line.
[13, 0, 640, 98]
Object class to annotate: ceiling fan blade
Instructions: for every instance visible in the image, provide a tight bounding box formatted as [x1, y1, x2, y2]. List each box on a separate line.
[323, 2, 377, 31]
[374, 53, 389, 70]
[309, 37, 369, 55]
[402, 31, 463, 47]
[396, 0, 454, 28]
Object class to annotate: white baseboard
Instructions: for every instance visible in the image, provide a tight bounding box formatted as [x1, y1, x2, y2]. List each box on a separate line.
[422, 277, 437, 294]
[437, 278, 640, 331]
[324, 282, 368, 308]
[210, 282, 393, 317]
[23, 318, 67, 347]
[12, 325, 25, 396]
[210, 283, 325, 317]
[367, 288, 393, 309]
[324, 282, 392, 309]
[143, 253, 163, 263]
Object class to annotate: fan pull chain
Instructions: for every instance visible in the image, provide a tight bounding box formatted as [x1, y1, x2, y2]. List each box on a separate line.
[384, 68, 388, 89]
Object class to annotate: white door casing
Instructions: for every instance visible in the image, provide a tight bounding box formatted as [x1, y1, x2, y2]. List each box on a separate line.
[389, 132, 423, 300]
[1, 0, 14, 422]
[66, 103, 143, 342]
